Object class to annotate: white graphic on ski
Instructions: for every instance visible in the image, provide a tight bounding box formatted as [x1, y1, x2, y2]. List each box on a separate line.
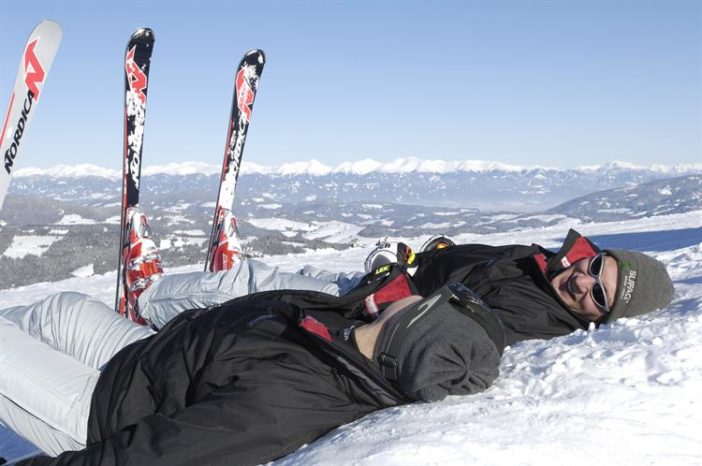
[115, 28, 155, 320]
[205, 50, 265, 272]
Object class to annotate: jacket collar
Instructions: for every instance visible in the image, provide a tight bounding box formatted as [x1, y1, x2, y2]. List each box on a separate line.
[533, 229, 601, 277]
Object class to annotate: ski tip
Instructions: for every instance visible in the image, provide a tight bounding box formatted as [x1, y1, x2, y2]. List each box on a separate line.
[131, 28, 155, 41]
[36, 19, 63, 32]
[34, 19, 63, 40]
[245, 49, 266, 65]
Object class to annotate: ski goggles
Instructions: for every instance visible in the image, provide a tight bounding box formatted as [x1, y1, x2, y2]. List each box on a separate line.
[588, 253, 610, 313]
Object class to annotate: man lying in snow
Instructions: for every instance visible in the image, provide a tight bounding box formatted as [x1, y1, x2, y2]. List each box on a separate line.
[134, 227, 674, 344]
[1, 285, 503, 465]
[0, 228, 673, 464]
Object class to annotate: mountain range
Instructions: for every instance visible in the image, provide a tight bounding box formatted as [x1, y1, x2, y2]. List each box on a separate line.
[10, 158, 701, 211]
[1, 159, 700, 289]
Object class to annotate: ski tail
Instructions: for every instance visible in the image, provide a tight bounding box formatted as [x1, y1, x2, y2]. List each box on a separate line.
[205, 49, 266, 272]
[0, 20, 62, 210]
[116, 28, 155, 317]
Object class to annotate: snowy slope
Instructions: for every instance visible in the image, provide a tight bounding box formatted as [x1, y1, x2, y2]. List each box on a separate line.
[1, 211, 701, 465]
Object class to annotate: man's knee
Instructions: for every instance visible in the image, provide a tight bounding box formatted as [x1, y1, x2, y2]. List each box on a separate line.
[48, 292, 94, 309]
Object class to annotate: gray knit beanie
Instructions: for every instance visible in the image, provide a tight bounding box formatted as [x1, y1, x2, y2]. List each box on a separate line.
[373, 284, 505, 402]
[604, 249, 674, 323]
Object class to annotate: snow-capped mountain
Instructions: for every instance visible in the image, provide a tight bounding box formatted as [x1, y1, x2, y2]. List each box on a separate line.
[550, 174, 702, 221]
[2, 160, 700, 290]
[10, 158, 702, 211]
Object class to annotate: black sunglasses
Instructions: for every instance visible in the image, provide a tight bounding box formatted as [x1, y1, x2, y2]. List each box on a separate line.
[588, 253, 611, 313]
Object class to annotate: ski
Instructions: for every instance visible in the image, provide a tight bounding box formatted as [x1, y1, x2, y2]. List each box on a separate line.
[115, 28, 155, 320]
[0, 20, 62, 210]
[204, 49, 266, 272]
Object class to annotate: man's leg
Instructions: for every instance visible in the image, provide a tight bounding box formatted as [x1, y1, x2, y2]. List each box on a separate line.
[139, 258, 343, 329]
[0, 292, 154, 370]
[0, 317, 97, 455]
[296, 265, 365, 295]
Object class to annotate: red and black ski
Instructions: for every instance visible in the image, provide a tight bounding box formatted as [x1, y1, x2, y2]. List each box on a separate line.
[204, 49, 266, 272]
[115, 28, 155, 318]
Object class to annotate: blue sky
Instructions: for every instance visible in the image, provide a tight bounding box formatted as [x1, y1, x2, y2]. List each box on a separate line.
[1, 0, 700, 169]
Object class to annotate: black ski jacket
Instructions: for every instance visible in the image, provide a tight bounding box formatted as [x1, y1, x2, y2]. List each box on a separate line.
[20, 285, 501, 466]
[410, 229, 602, 344]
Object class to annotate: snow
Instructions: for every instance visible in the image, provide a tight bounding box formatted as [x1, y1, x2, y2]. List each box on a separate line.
[1, 211, 701, 464]
[579, 160, 645, 171]
[14, 164, 119, 178]
[374, 219, 394, 227]
[335, 158, 385, 175]
[457, 159, 528, 172]
[55, 214, 97, 225]
[248, 217, 314, 233]
[433, 211, 461, 216]
[163, 204, 192, 212]
[162, 214, 194, 226]
[142, 161, 220, 176]
[301, 221, 365, 244]
[571, 160, 702, 174]
[172, 229, 206, 236]
[246, 217, 364, 244]
[2, 235, 62, 259]
[15, 159, 701, 180]
[70, 264, 94, 278]
[277, 160, 332, 176]
[330, 157, 532, 174]
[598, 208, 632, 214]
[418, 222, 452, 229]
[516, 214, 567, 223]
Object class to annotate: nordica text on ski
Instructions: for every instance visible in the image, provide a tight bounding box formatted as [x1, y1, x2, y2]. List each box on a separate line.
[4, 90, 35, 174]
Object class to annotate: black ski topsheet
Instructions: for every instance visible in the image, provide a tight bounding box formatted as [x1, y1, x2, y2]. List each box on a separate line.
[205, 49, 265, 272]
[115, 28, 155, 315]
[122, 28, 154, 209]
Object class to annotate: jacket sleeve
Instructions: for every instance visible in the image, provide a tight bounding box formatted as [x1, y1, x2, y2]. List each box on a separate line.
[20, 351, 373, 466]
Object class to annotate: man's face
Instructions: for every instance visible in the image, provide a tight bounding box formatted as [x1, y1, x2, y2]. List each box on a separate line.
[550, 255, 618, 321]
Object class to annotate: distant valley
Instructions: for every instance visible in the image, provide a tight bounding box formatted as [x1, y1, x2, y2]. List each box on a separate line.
[1, 159, 700, 289]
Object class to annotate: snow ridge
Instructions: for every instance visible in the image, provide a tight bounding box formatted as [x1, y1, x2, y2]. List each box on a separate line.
[14, 158, 702, 179]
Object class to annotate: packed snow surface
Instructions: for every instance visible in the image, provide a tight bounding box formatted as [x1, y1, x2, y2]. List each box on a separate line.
[1, 211, 701, 465]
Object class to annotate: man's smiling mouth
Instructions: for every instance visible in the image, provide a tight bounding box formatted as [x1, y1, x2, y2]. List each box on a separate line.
[564, 273, 577, 300]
